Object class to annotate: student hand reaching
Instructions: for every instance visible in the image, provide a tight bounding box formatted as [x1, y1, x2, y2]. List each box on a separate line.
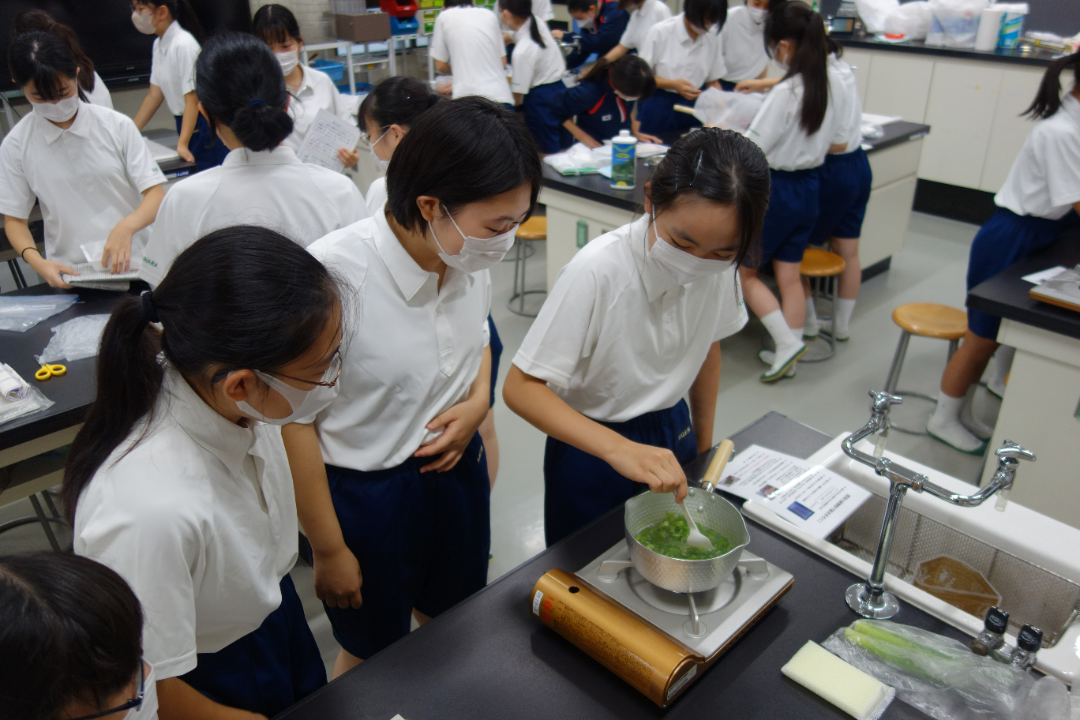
[313, 544, 364, 609]
[607, 440, 689, 502]
[672, 79, 702, 101]
[734, 77, 780, 94]
[634, 131, 664, 144]
[177, 141, 195, 164]
[102, 222, 136, 274]
[552, 29, 565, 41]
[27, 254, 76, 289]
[414, 394, 489, 473]
[338, 147, 360, 168]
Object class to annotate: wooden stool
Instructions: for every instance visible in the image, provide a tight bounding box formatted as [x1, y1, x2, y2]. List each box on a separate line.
[800, 248, 846, 362]
[509, 216, 547, 317]
[885, 302, 968, 434]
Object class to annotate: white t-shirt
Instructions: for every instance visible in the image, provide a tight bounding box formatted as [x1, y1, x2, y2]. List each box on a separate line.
[619, 0, 672, 51]
[74, 366, 299, 679]
[149, 21, 199, 116]
[283, 65, 362, 153]
[86, 71, 114, 109]
[995, 93, 1080, 220]
[430, 7, 514, 105]
[828, 55, 863, 153]
[509, 18, 566, 94]
[0, 103, 166, 268]
[513, 215, 747, 423]
[720, 6, 769, 82]
[745, 73, 841, 171]
[532, 0, 555, 22]
[365, 176, 388, 212]
[139, 145, 368, 286]
[640, 14, 727, 89]
[306, 211, 492, 471]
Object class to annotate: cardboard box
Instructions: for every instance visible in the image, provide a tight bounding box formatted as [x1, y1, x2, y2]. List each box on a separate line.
[334, 13, 392, 43]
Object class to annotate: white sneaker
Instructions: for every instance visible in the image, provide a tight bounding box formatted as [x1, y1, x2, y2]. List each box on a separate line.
[960, 403, 994, 440]
[817, 318, 850, 342]
[926, 416, 986, 454]
[757, 350, 796, 377]
[759, 344, 805, 383]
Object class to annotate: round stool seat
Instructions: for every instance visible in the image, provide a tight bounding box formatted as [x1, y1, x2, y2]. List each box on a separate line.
[516, 216, 547, 241]
[800, 248, 845, 277]
[892, 303, 967, 340]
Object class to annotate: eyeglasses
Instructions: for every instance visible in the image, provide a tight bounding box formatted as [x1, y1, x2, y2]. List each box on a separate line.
[272, 349, 343, 388]
[358, 126, 388, 150]
[70, 662, 145, 720]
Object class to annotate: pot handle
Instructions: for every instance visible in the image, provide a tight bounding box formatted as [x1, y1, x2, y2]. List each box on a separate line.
[701, 439, 735, 493]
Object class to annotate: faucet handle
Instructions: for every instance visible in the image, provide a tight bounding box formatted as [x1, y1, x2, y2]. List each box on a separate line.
[868, 390, 902, 411]
[996, 441, 1036, 464]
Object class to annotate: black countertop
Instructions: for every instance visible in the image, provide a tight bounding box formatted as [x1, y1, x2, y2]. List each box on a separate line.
[838, 35, 1062, 68]
[967, 228, 1080, 341]
[277, 411, 954, 720]
[543, 121, 930, 213]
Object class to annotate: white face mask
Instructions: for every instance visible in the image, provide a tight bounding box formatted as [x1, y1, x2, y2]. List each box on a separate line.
[690, 23, 715, 35]
[31, 94, 80, 123]
[235, 353, 342, 425]
[369, 129, 390, 173]
[577, 15, 595, 29]
[131, 10, 157, 34]
[430, 207, 518, 274]
[126, 664, 158, 719]
[747, 5, 768, 24]
[648, 212, 732, 285]
[275, 49, 299, 75]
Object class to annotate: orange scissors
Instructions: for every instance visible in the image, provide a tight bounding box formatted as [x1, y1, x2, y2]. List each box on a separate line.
[35, 364, 66, 381]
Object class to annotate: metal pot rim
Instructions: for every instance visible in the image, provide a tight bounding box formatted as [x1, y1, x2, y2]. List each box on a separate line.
[623, 490, 750, 565]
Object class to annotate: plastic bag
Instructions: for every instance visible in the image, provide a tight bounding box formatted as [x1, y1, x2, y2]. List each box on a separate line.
[884, 1, 933, 39]
[822, 620, 1069, 720]
[855, 0, 901, 33]
[36, 314, 110, 364]
[0, 384, 54, 427]
[0, 295, 78, 333]
[926, 0, 989, 48]
[692, 88, 765, 132]
[542, 143, 612, 175]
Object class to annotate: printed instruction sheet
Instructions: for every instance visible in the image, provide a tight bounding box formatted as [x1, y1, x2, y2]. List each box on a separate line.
[298, 108, 360, 172]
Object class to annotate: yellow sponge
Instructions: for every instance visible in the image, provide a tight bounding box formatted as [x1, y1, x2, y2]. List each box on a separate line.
[781, 641, 894, 720]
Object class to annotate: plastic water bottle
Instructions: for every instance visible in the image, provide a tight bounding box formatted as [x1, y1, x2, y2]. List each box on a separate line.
[610, 130, 638, 189]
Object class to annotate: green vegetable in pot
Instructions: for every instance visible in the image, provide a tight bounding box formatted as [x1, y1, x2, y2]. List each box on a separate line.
[634, 513, 734, 560]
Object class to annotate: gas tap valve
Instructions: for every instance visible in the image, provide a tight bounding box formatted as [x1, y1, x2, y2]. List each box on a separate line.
[990, 441, 1036, 512]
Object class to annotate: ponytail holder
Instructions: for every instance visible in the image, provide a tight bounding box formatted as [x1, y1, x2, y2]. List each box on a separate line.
[249, 99, 266, 107]
[141, 290, 160, 325]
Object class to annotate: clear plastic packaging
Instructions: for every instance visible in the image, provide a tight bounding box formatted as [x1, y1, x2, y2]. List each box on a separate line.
[926, 0, 989, 49]
[0, 295, 78, 332]
[36, 314, 111, 364]
[883, 1, 933, 40]
[822, 620, 1069, 720]
[692, 88, 765, 132]
[0, 384, 54, 426]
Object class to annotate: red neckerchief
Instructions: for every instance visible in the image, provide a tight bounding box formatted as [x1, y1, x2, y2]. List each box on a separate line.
[586, 79, 628, 121]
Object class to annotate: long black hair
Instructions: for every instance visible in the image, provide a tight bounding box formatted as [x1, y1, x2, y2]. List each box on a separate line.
[140, 0, 206, 43]
[764, 1, 831, 135]
[0, 553, 143, 719]
[62, 226, 341, 524]
[499, 0, 546, 48]
[581, 55, 656, 100]
[13, 10, 98, 96]
[252, 3, 303, 46]
[358, 76, 442, 136]
[684, 0, 728, 32]
[1024, 51, 1080, 120]
[8, 31, 87, 103]
[387, 96, 544, 232]
[196, 32, 293, 151]
[648, 128, 770, 268]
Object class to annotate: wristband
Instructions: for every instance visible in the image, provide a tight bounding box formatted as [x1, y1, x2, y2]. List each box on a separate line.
[20, 246, 41, 262]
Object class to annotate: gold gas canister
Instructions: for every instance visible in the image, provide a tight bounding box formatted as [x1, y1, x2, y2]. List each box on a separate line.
[530, 569, 703, 707]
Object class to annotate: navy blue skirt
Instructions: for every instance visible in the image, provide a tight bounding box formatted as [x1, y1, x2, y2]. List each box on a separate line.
[752, 167, 821, 267]
[637, 89, 702, 136]
[966, 208, 1079, 339]
[809, 149, 873, 245]
[174, 113, 230, 172]
[180, 574, 326, 717]
[488, 314, 502, 408]
[524, 81, 568, 154]
[544, 399, 697, 547]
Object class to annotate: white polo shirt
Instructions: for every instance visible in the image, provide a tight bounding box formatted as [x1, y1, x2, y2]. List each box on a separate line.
[640, 14, 727, 89]
[620, 0, 672, 51]
[282, 65, 362, 153]
[74, 366, 299, 679]
[306, 211, 492, 471]
[509, 18, 565, 94]
[720, 6, 769, 82]
[532, 0, 555, 22]
[828, 55, 863, 153]
[513, 215, 747, 423]
[149, 21, 200, 116]
[86, 71, 114, 109]
[0, 102, 165, 268]
[745, 74, 841, 171]
[430, 6, 513, 105]
[366, 176, 388, 213]
[139, 145, 368, 286]
[995, 93, 1080, 220]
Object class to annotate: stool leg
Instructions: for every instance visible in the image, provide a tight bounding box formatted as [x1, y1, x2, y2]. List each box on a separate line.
[946, 338, 959, 362]
[827, 273, 839, 355]
[42, 490, 61, 519]
[30, 493, 62, 552]
[884, 331, 910, 395]
[512, 240, 524, 302]
[519, 242, 527, 314]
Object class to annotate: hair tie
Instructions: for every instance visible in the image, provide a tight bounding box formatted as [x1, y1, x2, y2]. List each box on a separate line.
[141, 291, 160, 325]
[249, 99, 265, 107]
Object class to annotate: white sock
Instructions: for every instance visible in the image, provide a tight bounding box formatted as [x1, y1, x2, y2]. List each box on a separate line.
[960, 386, 994, 440]
[928, 391, 983, 452]
[804, 297, 819, 335]
[834, 298, 857, 335]
[930, 392, 964, 427]
[761, 309, 801, 355]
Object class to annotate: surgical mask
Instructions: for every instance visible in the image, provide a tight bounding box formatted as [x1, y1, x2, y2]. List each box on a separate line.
[275, 49, 299, 75]
[577, 15, 595, 29]
[369, 129, 390, 173]
[131, 10, 157, 34]
[235, 354, 342, 425]
[648, 212, 732, 285]
[31, 94, 80, 123]
[430, 207, 517, 273]
[690, 23, 715, 35]
[747, 5, 768, 24]
[127, 664, 158, 720]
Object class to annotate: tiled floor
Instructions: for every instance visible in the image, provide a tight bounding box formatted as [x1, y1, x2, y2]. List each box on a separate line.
[0, 210, 1000, 678]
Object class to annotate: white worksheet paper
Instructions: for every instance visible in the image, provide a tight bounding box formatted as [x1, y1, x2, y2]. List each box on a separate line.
[718, 445, 871, 538]
[1021, 266, 1067, 284]
[297, 108, 360, 172]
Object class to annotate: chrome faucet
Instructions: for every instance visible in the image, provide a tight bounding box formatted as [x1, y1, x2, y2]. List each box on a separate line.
[840, 390, 1036, 619]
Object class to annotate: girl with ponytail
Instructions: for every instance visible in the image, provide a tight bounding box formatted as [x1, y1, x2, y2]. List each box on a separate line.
[927, 52, 1080, 453]
[499, 0, 569, 155]
[130, 0, 228, 170]
[66, 227, 343, 718]
[740, 0, 843, 383]
[138, 32, 369, 288]
[13, 9, 114, 109]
